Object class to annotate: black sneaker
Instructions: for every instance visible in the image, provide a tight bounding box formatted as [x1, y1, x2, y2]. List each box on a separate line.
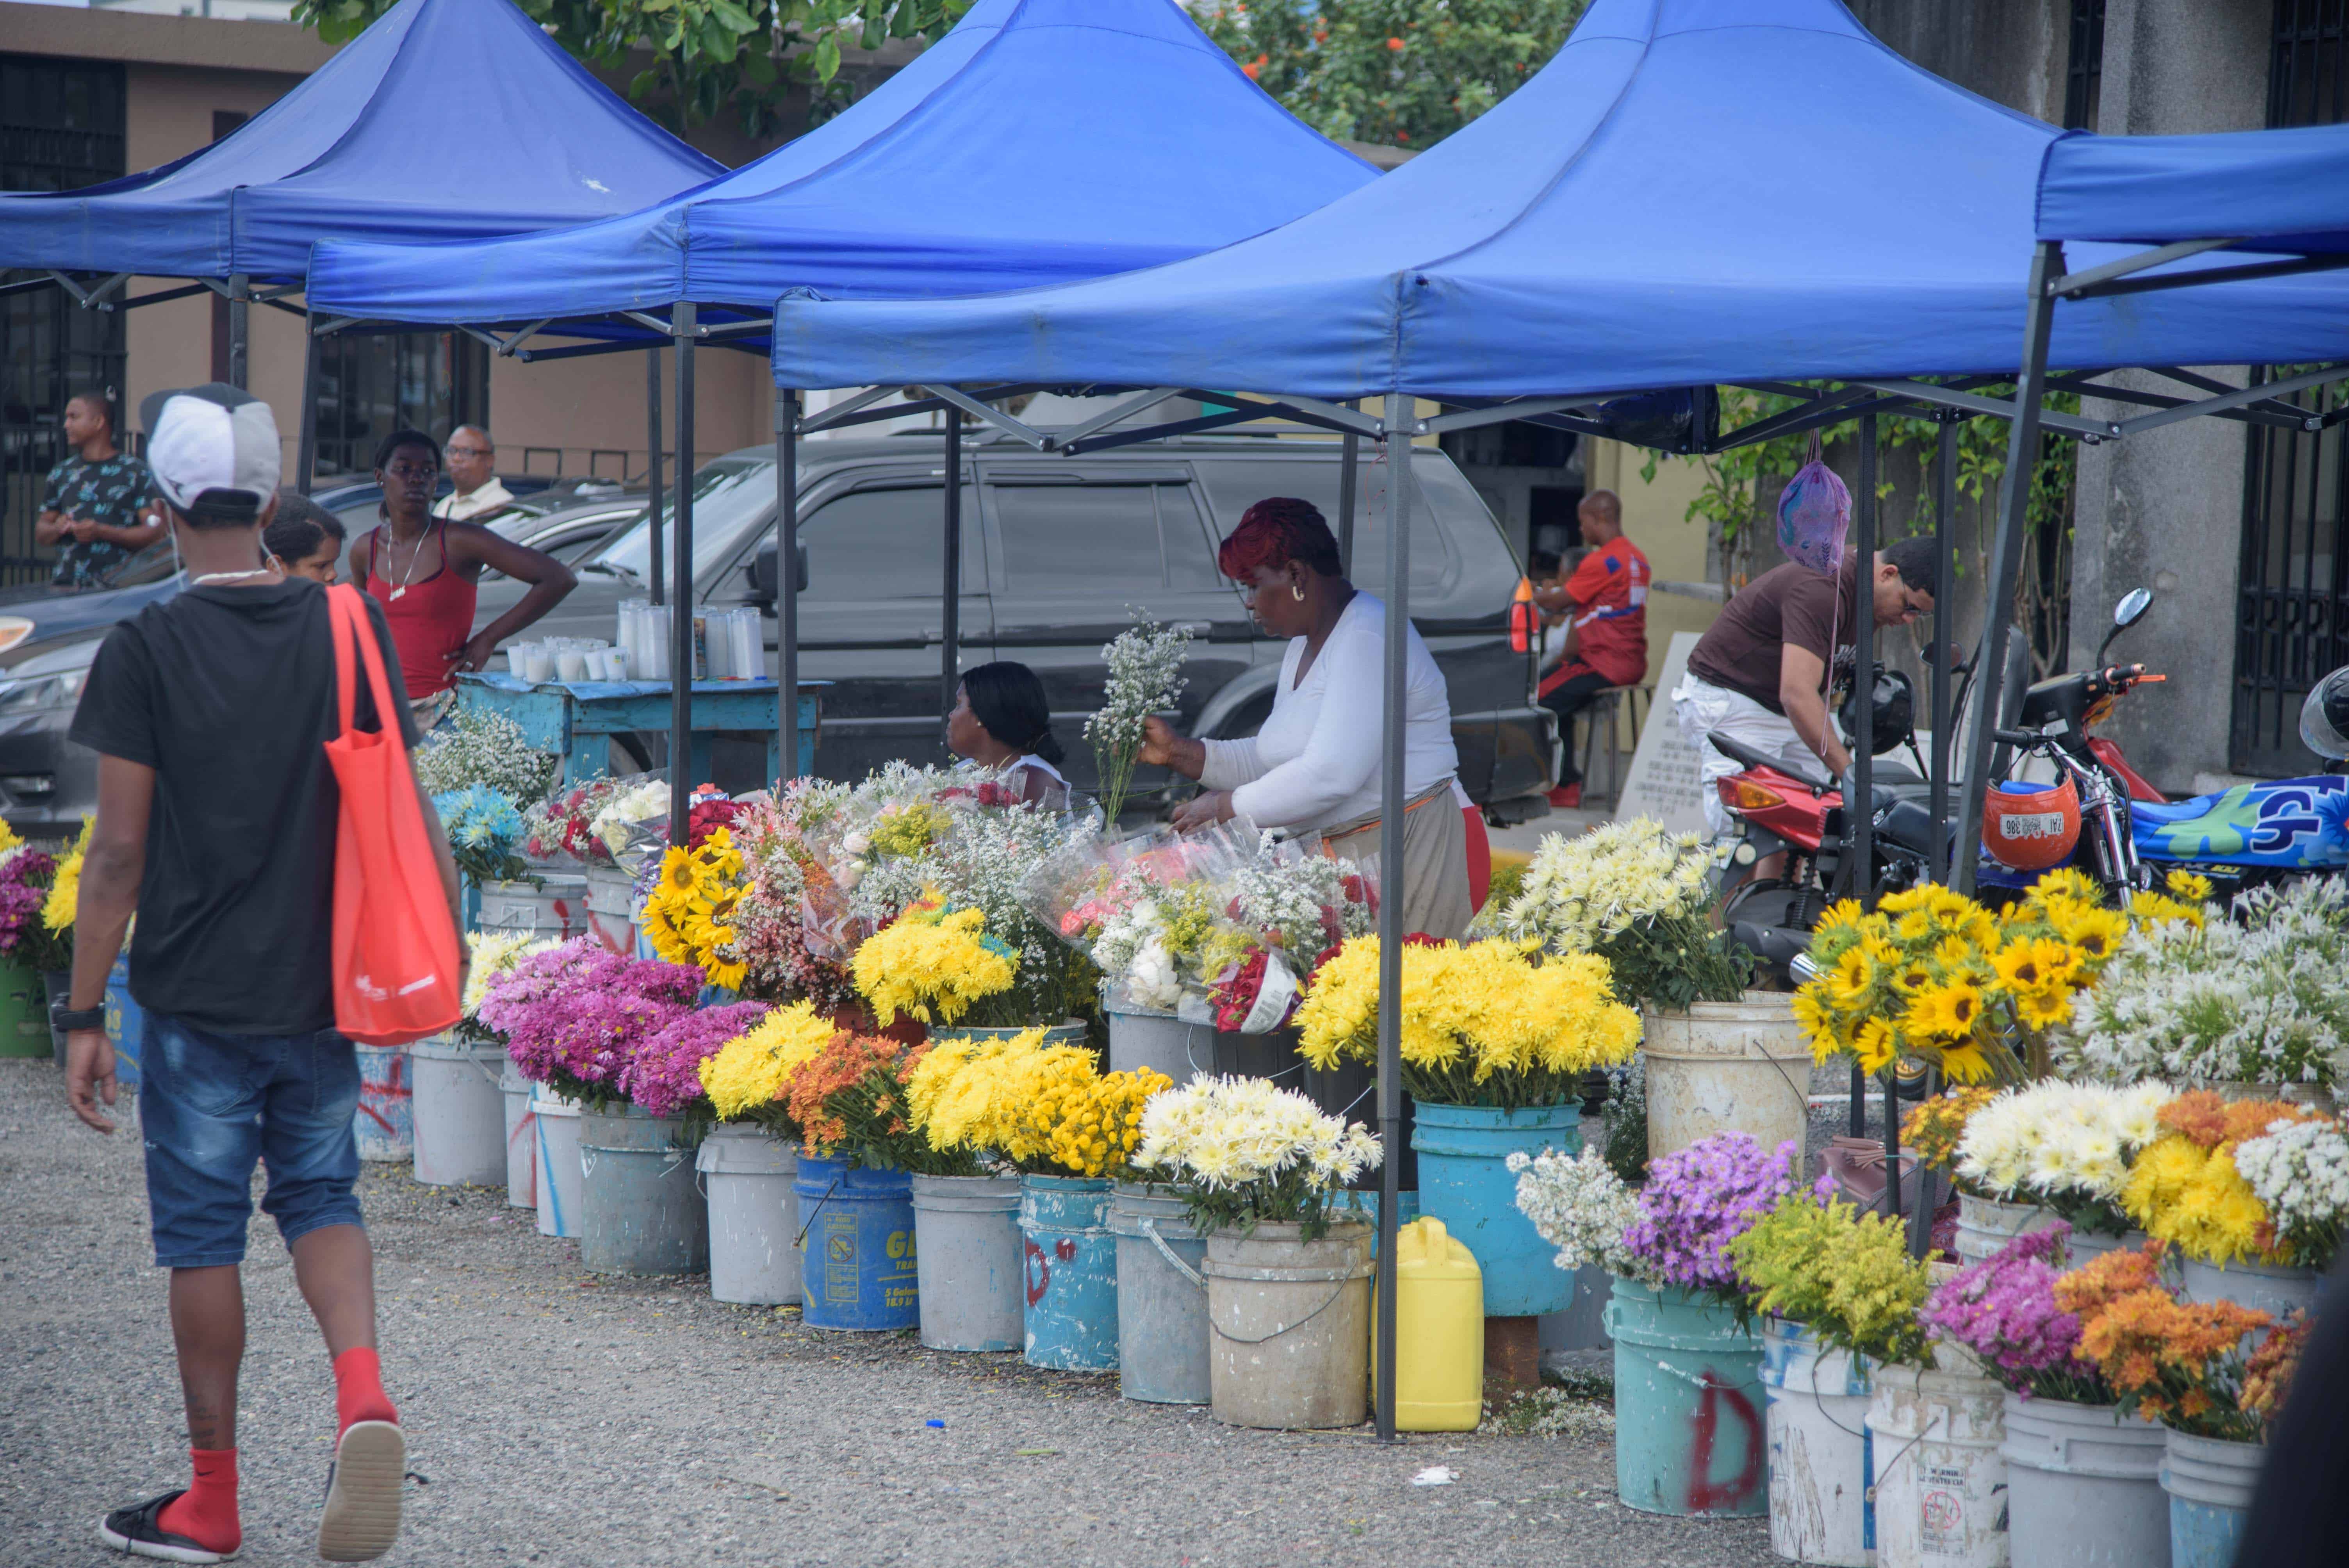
[97, 1491, 238, 1564]
[317, 1420, 405, 1563]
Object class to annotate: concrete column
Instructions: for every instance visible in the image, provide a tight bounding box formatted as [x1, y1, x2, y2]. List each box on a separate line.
[2066, 0, 2271, 790]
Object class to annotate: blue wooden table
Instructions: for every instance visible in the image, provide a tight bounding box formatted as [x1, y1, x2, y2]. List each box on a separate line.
[453, 674, 821, 786]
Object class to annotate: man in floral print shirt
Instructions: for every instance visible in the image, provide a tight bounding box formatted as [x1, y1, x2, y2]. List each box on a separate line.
[36, 390, 164, 590]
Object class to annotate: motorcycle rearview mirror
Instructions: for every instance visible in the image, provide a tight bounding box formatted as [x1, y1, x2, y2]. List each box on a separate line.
[2096, 587, 2153, 665]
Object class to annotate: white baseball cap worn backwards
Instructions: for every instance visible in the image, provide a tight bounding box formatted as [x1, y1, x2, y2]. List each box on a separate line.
[140, 382, 282, 523]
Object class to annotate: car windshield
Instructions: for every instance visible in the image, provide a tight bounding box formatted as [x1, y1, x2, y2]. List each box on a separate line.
[584, 460, 772, 586]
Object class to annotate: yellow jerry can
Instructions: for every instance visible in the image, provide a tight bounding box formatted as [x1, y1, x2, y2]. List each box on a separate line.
[1375, 1216, 1485, 1431]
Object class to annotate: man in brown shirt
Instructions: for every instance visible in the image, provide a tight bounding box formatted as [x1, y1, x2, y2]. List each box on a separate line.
[1675, 536, 1937, 837]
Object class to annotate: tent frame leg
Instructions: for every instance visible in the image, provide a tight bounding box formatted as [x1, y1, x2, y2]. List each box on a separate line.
[1373, 392, 1410, 1445]
[940, 404, 964, 751]
[777, 388, 800, 784]
[668, 301, 697, 846]
[1928, 414, 1955, 884]
[226, 273, 250, 391]
[647, 345, 665, 605]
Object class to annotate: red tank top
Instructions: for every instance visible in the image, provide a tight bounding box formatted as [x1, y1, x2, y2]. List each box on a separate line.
[365, 520, 479, 698]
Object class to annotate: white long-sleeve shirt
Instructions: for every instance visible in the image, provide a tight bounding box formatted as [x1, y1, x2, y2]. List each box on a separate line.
[1199, 592, 1460, 834]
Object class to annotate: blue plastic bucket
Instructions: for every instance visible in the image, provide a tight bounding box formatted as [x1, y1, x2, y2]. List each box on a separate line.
[1020, 1174, 1119, 1371]
[1412, 1100, 1581, 1316]
[794, 1155, 918, 1332]
[352, 1044, 413, 1161]
[1606, 1276, 1768, 1518]
[103, 952, 142, 1092]
[2162, 1429, 2262, 1568]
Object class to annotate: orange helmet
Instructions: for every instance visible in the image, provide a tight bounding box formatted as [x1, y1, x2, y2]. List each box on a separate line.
[1983, 777, 2081, 871]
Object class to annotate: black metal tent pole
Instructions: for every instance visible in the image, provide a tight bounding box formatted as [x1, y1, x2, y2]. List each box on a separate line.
[1336, 404, 1360, 577]
[227, 273, 250, 390]
[940, 403, 964, 745]
[1373, 391, 1410, 1446]
[646, 345, 665, 605]
[1953, 243, 2062, 897]
[1928, 414, 1956, 884]
[776, 388, 801, 783]
[668, 300, 697, 847]
[296, 320, 321, 492]
[1843, 414, 1879, 1141]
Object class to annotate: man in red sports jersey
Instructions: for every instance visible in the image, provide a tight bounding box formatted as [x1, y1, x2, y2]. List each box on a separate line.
[1535, 490, 1649, 808]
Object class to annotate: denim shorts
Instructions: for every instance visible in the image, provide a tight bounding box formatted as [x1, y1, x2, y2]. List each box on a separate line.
[139, 1012, 365, 1269]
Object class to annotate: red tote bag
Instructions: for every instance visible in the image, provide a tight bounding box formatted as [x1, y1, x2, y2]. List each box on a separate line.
[324, 584, 463, 1044]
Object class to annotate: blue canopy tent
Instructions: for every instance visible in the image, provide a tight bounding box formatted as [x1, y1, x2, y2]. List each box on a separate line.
[0, 0, 720, 489]
[306, 0, 1377, 843]
[766, 0, 2349, 1437]
[1952, 119, 2349, 893]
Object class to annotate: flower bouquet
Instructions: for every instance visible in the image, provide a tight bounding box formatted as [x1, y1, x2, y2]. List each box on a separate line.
[698, 1000, 841, 1134]
[1922, 1224, 2111, 1403]
[587, 778, 670, 866]
[433, 784, 530, 886]
[1953, 1080, 2176, 1240]
[1793, 872, 2146, 1083]
[1295, 936, 1640, 1108]
[850, 895, 1019, 1030]
[1477, 817, 1753, 1010]
[903, 1025, 1169, 1180]
[477, 936, 705, 1110]
[413, 705, 559, 805]
[729, 782, 860, 1010]
[522, 779, 629, 866]
[0, 841, 68, 975]
[2120, 1090, 2331, 1267]
[773, 1027, 937, 1171]
[627, 999, 771, 1119]
[457, 929, 558, 1043]
[1731, 1188, 1934, 1366]
[2057, 877, 2349, 1089]
[642, 827, 750, 992]
[2060, 1240, 2306, 1443]
[1135, 1074, 1379, 1238]
[1084, 617, 1192, 823]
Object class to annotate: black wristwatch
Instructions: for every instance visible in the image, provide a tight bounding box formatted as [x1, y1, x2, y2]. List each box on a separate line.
[53, 1005, 104, 1033]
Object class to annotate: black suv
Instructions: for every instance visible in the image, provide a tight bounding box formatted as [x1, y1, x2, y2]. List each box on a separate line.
[482, 432, 1555, 815]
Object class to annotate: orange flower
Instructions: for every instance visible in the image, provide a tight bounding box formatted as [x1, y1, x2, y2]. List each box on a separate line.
[2052, 1238, 2166, 1319]
[2157, 1090, 2231, 1149]
[1386, 35, 1405, 50]
[2244, 1317, 2309, 1420]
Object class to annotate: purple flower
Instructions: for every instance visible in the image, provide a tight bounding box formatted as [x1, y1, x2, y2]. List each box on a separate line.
[1922, 1221, 2095, 1391]
[1623, 1133, 1823, 1291]
[483, 937, 711, 1098]
[622, 1002, 769, 1117]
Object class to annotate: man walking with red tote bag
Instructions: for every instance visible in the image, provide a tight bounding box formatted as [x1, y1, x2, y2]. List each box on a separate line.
[60, 384, 462, 1564]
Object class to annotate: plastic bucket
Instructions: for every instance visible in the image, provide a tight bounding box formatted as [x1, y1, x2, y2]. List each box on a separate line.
[1020, 1174, 1119, 1372]
[478, 875, 590, 943]
[2160, 1428, 2262, 1568]
[911, 1173, 1023, 1352]
[352, 1044, 414, 1162]
[2177, 1255, 2322, 1323]
[0, 960, 49, 1059]
[409, 1036, 506, 1187]
[1642, 992, 1813, 1163]
[1412, 1099, 1581, 1317]
[531, 1087, 583, 1237]
[1758, 1317, 1874, 1565]
[1955, 1192, 2060, 1267]
[1108, 1183, 1210, 1404]
[1606, 1277, 1767, 1518]
[794, 1155, 918, 1331]
[2000, 1392, 2168, 1568]
[1105, 1008, 1210, 1083]
[578, 1105, 708, 1275]
[1867, 1354, 2009, 1568]
[2062, 1228, 2143, 1272]
[500, 1061, 536, 1209]
[100, 953, 141, 1091]
[1204, 1220, 1372, 1430]
[583, 864, 642, 955]
[930, 1021, 1091, 1048]
[697, 1126, 801, 1306]
[43, 968, 68, 1064]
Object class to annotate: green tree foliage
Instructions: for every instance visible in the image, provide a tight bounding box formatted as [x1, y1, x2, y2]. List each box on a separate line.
[1198, 0, 1587, 148]
[293, 0, 970, 134]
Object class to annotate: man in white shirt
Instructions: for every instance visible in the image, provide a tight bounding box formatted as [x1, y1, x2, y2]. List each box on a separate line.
[430, 425, 513, 521]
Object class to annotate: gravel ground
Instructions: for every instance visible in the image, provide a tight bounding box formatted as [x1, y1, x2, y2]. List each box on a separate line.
[0, 1059, 1777, 1568]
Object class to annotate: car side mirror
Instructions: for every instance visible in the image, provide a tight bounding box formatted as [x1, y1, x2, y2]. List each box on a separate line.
[748, 539, 811, 604]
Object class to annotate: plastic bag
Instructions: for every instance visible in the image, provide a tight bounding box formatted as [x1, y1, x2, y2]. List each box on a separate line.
[1777, 432, 1851, 575]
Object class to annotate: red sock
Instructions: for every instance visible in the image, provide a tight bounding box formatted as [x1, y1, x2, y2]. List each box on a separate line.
[333, 1346, 399, 1436]
[157, 1448, 239, 1554]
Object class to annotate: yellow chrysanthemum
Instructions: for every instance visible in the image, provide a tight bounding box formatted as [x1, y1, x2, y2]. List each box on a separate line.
[43, 816, 91, 933]
[699, 1001, 838, 1120]
[850, 903, 1016, 1025]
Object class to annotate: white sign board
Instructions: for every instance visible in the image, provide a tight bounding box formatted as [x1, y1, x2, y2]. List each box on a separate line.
[1613, 631, 1707, 834]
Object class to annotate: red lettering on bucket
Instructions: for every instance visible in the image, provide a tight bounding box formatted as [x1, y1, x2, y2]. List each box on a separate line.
[1024, 1239, 1051, 1306]
[1054, 1238, 1077, 1262]
[1684, 1372, 1764, 1513]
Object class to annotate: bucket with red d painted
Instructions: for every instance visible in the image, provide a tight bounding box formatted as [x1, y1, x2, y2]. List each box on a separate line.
[1019, 1173, 1119, 1372]
[1605, 1276, 1767, 1518]
[352, 1043, 414, 1162]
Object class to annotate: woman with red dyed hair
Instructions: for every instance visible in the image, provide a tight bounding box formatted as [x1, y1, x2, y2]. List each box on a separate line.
[1138, 496, 1478, 938]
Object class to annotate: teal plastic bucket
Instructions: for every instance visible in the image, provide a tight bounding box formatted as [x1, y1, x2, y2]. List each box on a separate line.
[103, 953, 142, 1091]
[578, 1105, 708, 1275]
[1606, 1276, 1768, 1518]
[1412, 1100, 1581, 1316]
[2162, 1429, 2263, 1568]
[1020, 1174, 1119, 1372]
[794, 1156, 918, 1331]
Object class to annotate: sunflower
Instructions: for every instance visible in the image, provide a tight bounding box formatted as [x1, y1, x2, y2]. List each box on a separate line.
[1852, 1017, 1899, 1073]
[1893, 909, 1936, 944]
[1812, 899, 1867, 942]
[2165, 870, 2214, 903]
[1993, 936, 2076, 997]
[2028, 866, 2103, 908]
[1937, 1037, 1996, 1083]
[1905, 978, 1985, 1042]
[2052, 903, 2130, 964]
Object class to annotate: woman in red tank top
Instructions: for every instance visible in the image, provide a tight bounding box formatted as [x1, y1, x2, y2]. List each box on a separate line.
[358, 429, 577, 710]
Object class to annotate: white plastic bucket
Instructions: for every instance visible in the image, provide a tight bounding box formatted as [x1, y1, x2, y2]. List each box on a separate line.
[2177, 1255, 2322, 1323]
[2060, 1228, 2142, 1272]
[697, 1125, 801, 1306]
[477, 874, 590, 943]
[531, 1086, 584, 1238]
[1758, 1317, 1874, 1566]
[408, 1036, 506, 1188]
[1643, 992, 1813, 1162]
[1203, 1221, 1372, 1430]
[499, 1060, 536, 1209]
[2000, 1392, 2168, 1568]
[1105, 1008, 1211, 1083]
[1954, 1192, 2059, 1267]
[352, 1043, 413, 1162]
[1866, 1353, 2009, 1568]
[910, 1173, 1024, 1352]
[583, 864, 641, 955]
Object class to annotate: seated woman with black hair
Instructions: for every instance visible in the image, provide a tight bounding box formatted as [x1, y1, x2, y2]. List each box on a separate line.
[948, 661, 1068, 806]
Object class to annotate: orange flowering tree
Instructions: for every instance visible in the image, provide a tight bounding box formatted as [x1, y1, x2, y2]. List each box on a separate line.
[2055, 1241, 2308, 1441]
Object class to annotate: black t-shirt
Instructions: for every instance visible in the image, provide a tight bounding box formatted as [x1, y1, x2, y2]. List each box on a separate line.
[68, 580, 420, 1036]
